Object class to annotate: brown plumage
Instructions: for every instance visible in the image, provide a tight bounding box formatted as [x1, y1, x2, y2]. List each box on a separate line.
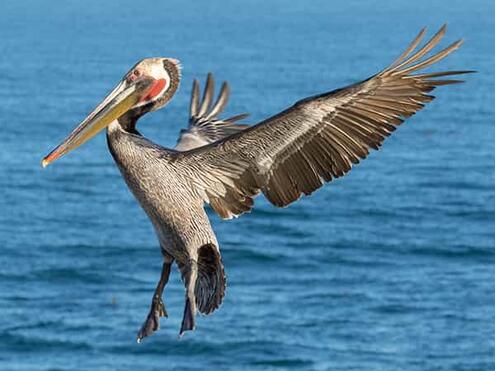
[175, 73, 249, 151]
[41, 25, 472, 341]
[179, 25, 472, 217]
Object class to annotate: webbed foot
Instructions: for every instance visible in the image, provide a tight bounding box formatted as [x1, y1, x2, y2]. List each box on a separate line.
[136, 295, 167, 343]
[179, 297, 196, 338]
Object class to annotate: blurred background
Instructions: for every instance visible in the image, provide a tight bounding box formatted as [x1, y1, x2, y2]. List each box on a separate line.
[0, 0, 494, 370]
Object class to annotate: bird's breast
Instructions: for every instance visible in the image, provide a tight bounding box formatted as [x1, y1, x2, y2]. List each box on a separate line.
[106, 123, 214, 253]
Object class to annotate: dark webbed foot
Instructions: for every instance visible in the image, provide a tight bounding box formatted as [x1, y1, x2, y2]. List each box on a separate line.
[179, 259, 198, 338]
[137, 295, 167, 343]
[136, 259, 172, 342]
[179, 297, 196, 338]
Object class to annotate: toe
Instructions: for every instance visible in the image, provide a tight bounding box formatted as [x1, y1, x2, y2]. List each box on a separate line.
[136, 310, 160, 343]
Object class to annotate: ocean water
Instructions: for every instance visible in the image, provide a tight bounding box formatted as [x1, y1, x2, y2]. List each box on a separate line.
[1, 0, 494, 370]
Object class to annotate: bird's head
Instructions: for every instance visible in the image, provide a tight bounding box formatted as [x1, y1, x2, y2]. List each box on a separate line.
[42, 57, 181, 167]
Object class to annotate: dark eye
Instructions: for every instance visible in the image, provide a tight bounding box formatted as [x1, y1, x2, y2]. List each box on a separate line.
[128, 69, 141, 82]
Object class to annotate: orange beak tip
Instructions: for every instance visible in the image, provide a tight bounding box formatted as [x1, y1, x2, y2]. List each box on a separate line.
[41, 158, 50, 168]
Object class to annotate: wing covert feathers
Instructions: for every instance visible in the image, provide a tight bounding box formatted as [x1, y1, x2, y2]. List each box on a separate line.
[180, 25, 473, 219]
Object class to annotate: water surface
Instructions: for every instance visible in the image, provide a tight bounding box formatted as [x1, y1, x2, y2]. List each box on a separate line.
[0, 0, 494, 370]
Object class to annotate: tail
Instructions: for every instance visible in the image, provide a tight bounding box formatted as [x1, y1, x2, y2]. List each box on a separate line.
[177, 244, 226, 335]
[195, 244, 226, 314]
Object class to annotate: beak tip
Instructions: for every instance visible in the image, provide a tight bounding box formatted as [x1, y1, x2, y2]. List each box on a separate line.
[41, 158, 50, 168]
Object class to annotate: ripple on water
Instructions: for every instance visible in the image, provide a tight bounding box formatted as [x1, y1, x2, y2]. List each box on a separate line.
[1, 2, 494, 370]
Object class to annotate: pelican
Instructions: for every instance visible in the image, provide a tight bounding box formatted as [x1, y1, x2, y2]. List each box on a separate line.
[42, 25, 472, 341]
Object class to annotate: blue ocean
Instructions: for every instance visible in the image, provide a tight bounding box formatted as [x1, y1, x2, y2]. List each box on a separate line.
[1, 0, 494, 369]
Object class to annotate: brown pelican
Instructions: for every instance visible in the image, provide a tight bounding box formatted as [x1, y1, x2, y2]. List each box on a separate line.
[42, 25, 472, 341]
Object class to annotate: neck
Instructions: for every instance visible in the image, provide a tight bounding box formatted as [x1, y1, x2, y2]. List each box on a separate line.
[106, 120, 138, 174]
[161, 59, 181, 104]
[116, 114, 140, 135]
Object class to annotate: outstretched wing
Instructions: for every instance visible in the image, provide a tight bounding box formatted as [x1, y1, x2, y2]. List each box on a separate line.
[176, 25, 474, 219]
[175, 73, 249, 151]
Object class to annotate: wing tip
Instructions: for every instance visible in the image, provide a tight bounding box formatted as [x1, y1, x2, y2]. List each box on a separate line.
[385, 25, 470, 77]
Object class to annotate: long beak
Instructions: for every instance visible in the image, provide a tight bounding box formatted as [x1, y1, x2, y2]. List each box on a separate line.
[42, 78, 154, 167]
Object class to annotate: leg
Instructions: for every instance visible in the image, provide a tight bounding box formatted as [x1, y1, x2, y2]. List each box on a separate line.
[179, 259, 198, 337]
[137, 254, 173, 343]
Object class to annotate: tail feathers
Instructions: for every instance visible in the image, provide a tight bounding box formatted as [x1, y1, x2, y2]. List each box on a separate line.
[178, 244, 226, 316]
[195, 244, 226, 314]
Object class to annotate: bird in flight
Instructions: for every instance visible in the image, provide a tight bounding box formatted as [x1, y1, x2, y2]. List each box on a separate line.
[42, 25, 472, 341]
